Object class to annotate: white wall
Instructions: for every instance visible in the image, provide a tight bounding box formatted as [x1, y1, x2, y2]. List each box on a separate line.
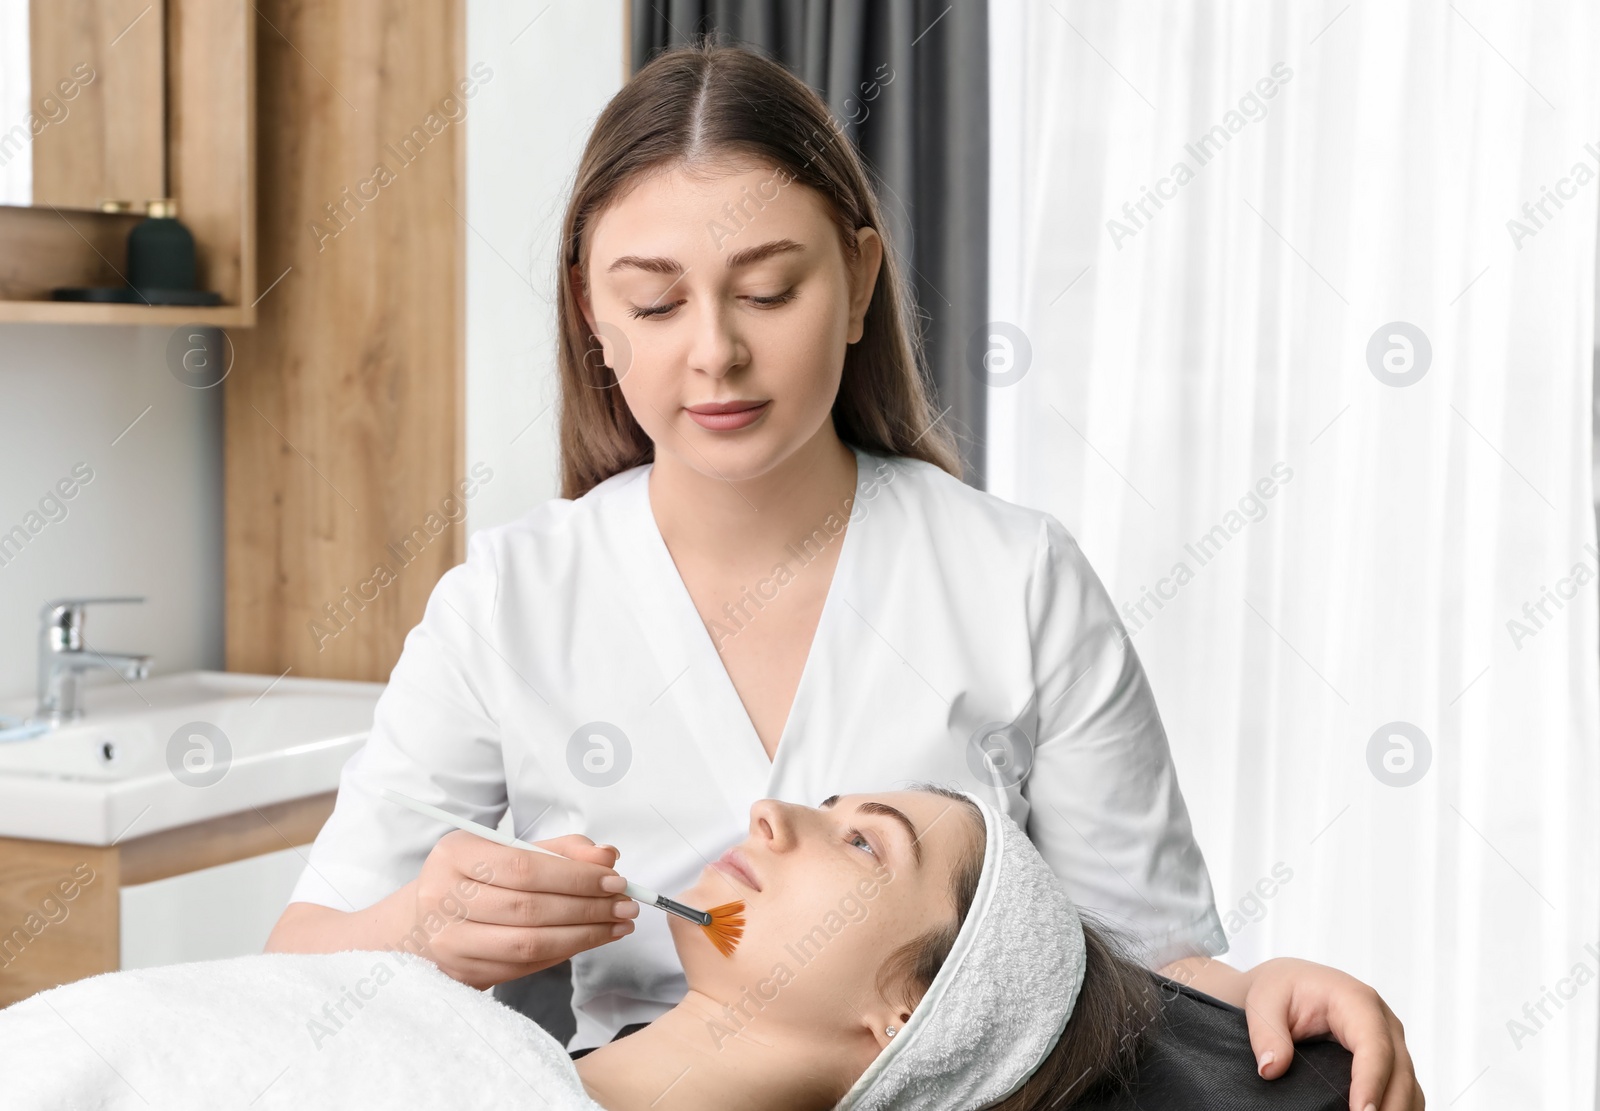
[464, 0, 625, 534]
[0, 325, 224, 704]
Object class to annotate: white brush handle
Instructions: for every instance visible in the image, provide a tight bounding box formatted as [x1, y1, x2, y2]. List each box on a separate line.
[379, 787, 664, 904]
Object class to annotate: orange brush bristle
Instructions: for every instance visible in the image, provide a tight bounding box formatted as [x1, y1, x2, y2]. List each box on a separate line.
[702, 901, 746, 956]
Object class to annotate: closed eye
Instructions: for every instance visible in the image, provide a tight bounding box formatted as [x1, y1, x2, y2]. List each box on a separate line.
[627, 302, 674, 320]
[626, 289, 798, 320]
[748, 289, 797, 308]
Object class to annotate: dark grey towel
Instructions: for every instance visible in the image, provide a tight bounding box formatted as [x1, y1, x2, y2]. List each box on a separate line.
[568, 1021, 651, 1061]
[1071, 973, 1354, 1110]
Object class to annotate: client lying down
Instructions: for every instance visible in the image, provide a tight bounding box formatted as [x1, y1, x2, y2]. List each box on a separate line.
[0, 784, 1165, 1109]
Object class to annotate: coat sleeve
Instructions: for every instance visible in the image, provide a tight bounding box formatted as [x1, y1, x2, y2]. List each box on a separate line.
[286, 529, 509, 913]
[1020, 514, 1228, 969]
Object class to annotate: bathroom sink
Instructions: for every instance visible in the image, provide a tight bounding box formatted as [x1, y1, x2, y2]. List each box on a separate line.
[0, 671, 383, 845]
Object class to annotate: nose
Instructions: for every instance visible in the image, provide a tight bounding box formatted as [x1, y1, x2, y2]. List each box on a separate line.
[749, 798, 800, 853]
[685, 296, 747, 380]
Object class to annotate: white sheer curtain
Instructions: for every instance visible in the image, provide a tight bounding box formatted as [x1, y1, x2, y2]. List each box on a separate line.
[988, 2, 1600, 1107]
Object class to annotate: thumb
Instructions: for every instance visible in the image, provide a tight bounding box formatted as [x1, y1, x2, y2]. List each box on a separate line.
[532, 833, 616, 866]
[1243, 977, 1298, 1080]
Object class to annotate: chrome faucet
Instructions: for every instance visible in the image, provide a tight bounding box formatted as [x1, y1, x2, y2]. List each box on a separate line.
[36, 597, 153, 723]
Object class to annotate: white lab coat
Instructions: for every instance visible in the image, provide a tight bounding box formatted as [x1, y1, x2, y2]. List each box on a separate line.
[288, 441, 1225, 1051]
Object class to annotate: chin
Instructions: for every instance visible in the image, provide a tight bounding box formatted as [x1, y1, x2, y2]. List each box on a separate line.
[665, 901, 719, 983]
[671, 416, 823, 478]
[667, 871, 749, 976]
[674, 436, 787, 480]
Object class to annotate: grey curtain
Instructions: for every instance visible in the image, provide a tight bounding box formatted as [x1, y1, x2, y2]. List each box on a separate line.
[629, 0, 991, 488]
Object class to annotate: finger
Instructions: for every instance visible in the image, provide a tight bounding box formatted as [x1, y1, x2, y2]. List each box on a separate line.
[533, 833, 602, 858]
[437, 829, 619, 877]
[1241, 981, 1298, 1080]
[542, 842, 617, 868]
[450, 836, 624, 897]
[431, 956, 520, 992]
[579, 832, 620, 864]
[1376, 1013, 1421, 1111]
[1335, 990, 1397, 1111]
[438, 951, 575, 991]
[462, 885, 638, 928]
[455, 919, 637, 968]
[529, 834, 623, 870]
[1376, 1054, 1418, 1111]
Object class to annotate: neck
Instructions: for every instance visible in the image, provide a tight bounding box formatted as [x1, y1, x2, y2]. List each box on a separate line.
[573, 989, 861, 1110]
[647, 423, 859, 559]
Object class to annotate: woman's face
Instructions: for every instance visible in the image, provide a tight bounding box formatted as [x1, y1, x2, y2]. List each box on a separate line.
[574, 160, 883, 483]
[668, 790, 981, 1046]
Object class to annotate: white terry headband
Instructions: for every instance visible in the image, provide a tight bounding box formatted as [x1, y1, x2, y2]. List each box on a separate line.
[832, 785, 1089, 1110]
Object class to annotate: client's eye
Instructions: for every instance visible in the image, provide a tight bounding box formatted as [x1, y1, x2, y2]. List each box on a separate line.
[846, 827, 877, 857]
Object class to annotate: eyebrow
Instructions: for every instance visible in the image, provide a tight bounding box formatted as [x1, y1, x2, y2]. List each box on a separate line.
[605, 237, 806, 276]
[819, 794, 922, 868]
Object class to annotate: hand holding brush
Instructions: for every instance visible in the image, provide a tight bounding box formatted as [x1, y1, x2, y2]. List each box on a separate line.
[381, 789, 745, 958]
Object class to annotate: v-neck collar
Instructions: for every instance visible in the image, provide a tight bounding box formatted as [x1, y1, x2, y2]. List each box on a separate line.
[621, 442, 869, 811]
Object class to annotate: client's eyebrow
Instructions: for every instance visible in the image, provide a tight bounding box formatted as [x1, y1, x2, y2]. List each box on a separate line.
[819, 794, 922, 868]
[606, 237, 805, 276]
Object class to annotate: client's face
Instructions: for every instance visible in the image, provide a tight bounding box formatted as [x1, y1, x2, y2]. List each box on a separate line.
[668, 790, 979, 1047]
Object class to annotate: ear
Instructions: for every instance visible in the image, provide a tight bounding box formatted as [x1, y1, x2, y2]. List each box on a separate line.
[859, 1000, 912, 1052]
[845, 227, 883, 345]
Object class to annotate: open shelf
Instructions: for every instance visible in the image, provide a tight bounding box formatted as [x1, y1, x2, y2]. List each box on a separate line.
[0, 301, 254, 327]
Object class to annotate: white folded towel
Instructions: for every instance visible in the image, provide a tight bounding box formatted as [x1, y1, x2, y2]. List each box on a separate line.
[0, 949, 603, 1110]
[832, 786, 1089, 1110]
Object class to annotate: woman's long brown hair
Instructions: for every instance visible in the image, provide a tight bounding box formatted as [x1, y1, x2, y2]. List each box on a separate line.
[555, 37, 964, 500]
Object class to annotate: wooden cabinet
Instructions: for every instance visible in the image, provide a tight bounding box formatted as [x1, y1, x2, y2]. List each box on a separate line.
[0, 793, 334, 1007]
[0, 0, 255, 326]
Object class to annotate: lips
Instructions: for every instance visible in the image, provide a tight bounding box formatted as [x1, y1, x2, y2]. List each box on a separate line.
[684, 399, 767, 415]
[683, 399, 771, 432]
[714, 847, 762, 892]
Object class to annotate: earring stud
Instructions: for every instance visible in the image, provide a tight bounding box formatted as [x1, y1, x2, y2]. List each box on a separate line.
[886, 1025, 898, 1037]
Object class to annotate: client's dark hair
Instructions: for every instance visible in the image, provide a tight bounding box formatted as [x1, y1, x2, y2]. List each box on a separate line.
[880, 784, 1165, 1109]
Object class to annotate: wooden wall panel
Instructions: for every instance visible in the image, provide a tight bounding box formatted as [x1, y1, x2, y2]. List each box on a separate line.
[225, 2, 465, 681]
[168, 0, 256, 309]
